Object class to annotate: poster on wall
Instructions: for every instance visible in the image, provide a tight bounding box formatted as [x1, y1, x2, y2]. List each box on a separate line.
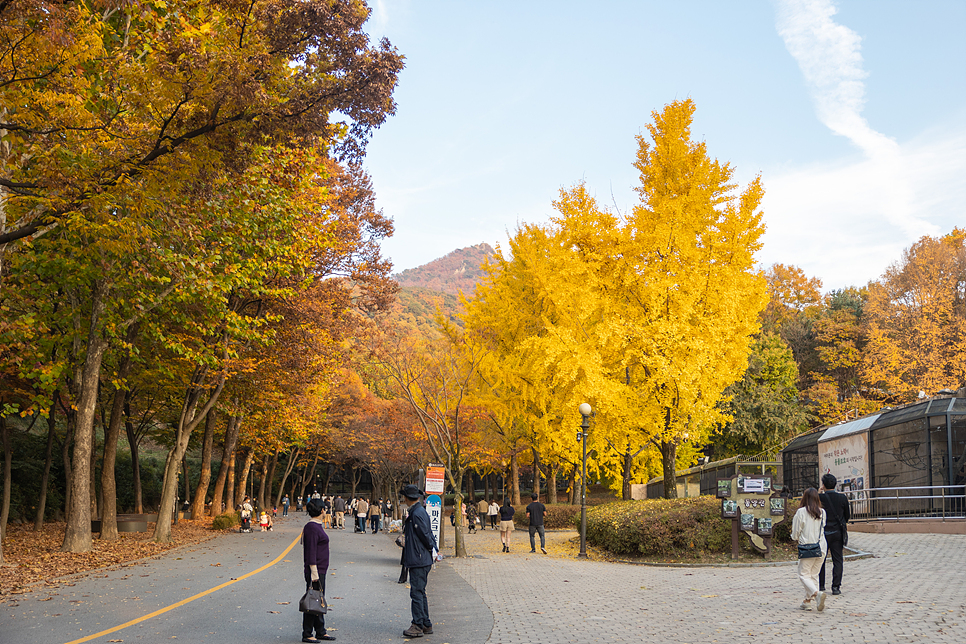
[425, 463, 446, 495]
[818, 432, 870, 513]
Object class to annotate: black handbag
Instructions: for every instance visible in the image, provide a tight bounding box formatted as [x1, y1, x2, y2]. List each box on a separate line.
[299, 585, 328, 616]
[798, 542, 822, 558]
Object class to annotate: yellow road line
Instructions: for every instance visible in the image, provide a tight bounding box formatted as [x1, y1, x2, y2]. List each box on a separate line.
[64, 532, 302, 644]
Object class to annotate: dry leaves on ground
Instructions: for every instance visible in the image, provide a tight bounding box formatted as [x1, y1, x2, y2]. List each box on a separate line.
[0, 520, 217, 600]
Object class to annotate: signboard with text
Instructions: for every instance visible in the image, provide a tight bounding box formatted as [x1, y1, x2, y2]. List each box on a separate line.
[425, 463, 446, 495]
[718, 474, 787, 558]
[819, 432, 869, 513]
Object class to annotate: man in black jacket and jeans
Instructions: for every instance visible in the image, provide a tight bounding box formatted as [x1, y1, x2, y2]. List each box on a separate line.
[819, 473, 851, 595]
[400, 485, 437, 638]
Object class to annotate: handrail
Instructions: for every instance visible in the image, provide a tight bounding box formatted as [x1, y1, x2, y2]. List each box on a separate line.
[845, 485, 966, 522]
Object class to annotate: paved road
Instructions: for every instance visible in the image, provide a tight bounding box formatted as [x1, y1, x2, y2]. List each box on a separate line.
[3, 519, 965, 644]
[0, 515, 490, 644]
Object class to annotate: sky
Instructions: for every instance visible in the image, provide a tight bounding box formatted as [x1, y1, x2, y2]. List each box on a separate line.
[361, 0, 966, 293]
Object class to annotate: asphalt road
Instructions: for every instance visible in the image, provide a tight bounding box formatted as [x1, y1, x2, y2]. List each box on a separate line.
[1, 515, 492, 644]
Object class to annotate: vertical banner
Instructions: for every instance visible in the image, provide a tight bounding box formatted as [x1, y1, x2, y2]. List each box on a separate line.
[819, 432, 870, 513]
[426, 494, 442, 552]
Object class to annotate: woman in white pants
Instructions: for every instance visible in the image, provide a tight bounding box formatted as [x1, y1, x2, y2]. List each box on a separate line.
[792, 487, 828, 611]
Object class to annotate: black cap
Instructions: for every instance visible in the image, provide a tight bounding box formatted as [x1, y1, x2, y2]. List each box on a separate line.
[399, 484, 422, 499]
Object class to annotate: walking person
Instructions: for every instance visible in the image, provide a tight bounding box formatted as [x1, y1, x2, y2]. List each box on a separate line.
[301, 498, 336, 642]
[477, 498, 489, 530]
[819, 473, 851, 595]
[488, 499, 499, 529]
[792, 487, 828, 612]
[466, 500, 478, 534]
[282, 495, 290, 517]
[498, 498, 515, 552]
[399, 485, 437, 638]
[526, 492, 547, 554]
[333, 495, 346, 529]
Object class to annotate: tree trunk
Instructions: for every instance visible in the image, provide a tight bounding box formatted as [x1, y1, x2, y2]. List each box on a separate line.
[99, 330, 136, 540]
[274, 448, 299, 508]
[569, 466, 577, 504]
[349, 466, 362, 500]
[0, 416, 11, 565]
[265, 449, 278, 509]
[623, 450, 633, 501]
[299, 447, 321, 499]
[532, 448, 541, 500]
[548, 462, 558, 505]
[62, 283, 110, 553]
[320, 462, 332, 495]
[153, 365, 226, 543]
[88, 419, 98, 520]
[235, 449, 255, 508]
[34, 395, 58, 531]
[190, 408, 217, 520]
[226, 452, 236, 512]
[123, 395, 143, 514]
[466, 471, 474, 504]
[256, 453, 269, 510]
[661, 440, 678, 499]
[510, 453, 521, 505]
[211, 414, 241, 515]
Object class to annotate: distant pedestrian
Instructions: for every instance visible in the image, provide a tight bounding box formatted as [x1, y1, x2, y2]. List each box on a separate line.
[477, 498, 489, 530]
[526, 492, 547, 554]
[466, 501, 478, 534]
[488, 499, 499, 529]
[301, 499, 335, 642]
[399, 484, 437, 638]
[333, 495, 346, 529]
[792, 487, 828, 612]
[356, 498, 369, 533]
[498, 498, 515, 553]
[370, 498, 382, 533]
[819, 473, 851, 596]
[283, 495, 290, 517]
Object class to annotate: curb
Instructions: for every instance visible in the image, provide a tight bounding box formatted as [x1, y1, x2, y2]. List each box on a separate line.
[604, 544, 875, 568]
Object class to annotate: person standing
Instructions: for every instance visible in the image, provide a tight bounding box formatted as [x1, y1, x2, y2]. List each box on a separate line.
[282, 495, 290, 517]
[370, 498, 382, 533]
[498, 498, 515, 553]
[466, 501, 478, 534]
[488, 499, 499, 529]
[819, 473, 851, 595]
[356, 497, 369, 533]
[792, 487, 828, 612]
[301, 499, 336, 642]
[332, 495, 346, 529]
[399, 485, 437, 638]
[526, 493, 547, 554]
[477, 498, 489, 530]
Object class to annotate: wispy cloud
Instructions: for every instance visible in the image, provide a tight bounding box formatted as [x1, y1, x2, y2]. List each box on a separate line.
[774, 0, 938, 239]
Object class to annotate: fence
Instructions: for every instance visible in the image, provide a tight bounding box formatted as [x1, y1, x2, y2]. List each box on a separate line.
[848, 485, 966, 521]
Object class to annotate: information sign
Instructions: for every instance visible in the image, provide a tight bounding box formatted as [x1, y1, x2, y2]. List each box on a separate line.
[718, 474, 787, 558]
[426, 494, 442, 551]
[425, 464, 446, 495]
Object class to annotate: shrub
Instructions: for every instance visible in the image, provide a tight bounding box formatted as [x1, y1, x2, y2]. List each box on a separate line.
[585, 497, 734, 557]
[510, 503, 581, 530]
[212, 511, 240, 530]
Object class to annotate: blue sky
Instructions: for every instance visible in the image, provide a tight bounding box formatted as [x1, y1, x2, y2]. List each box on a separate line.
[362, 0, 966, 292]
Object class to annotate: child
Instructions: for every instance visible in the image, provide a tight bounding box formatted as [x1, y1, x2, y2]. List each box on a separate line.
[259, 511, 273, 532]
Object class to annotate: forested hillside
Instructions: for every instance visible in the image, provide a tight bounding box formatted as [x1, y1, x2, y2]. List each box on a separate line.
[393, 243, 495, 296]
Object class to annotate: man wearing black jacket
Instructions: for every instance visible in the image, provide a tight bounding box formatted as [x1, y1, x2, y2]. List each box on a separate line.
[399, 485, 437, 638]
[819, 473, 851, 595]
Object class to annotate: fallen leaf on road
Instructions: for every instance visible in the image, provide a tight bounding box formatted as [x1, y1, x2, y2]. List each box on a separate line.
[277, 602, 290, 605]
[268, 611, 280, 614]
[849, 613, 867, 617]
[701, 595, 718, 598]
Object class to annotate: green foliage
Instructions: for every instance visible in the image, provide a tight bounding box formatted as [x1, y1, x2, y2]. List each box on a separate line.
[510, 504, 580, 530]
[212, 511, 240, 530]
[586, 497, 735, 557]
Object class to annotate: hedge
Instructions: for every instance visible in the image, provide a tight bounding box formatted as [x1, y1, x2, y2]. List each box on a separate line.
[509, 503, 581, 530]
[212, 511, 240, 530]
[585, 496, 793, 557]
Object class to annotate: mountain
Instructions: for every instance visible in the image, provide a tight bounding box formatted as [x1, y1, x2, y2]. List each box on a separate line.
[392, 243, 495, 296]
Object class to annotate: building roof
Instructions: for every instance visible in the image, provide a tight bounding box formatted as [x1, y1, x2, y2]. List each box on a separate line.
[818, 413, 880, 443]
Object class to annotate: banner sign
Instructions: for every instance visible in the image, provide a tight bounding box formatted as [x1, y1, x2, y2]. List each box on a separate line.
[425, 464, 446, 495]
[819, 431, 869, 513]
[426, 494, 442, 550]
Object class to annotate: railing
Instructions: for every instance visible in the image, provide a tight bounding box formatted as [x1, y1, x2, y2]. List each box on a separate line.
[847, 485, 966, 521]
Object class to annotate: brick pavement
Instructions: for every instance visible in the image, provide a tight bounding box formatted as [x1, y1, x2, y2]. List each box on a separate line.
[444, 529, 966, 643]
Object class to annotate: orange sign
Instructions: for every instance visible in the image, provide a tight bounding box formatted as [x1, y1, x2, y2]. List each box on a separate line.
[425, 464, 446, 494]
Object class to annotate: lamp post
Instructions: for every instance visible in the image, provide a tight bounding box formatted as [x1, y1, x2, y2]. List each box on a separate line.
[577, 402, 592, 558]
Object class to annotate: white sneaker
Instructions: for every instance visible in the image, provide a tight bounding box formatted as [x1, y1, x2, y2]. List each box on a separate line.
[799, 601, 810, 610]
[817, 592, 827, 612]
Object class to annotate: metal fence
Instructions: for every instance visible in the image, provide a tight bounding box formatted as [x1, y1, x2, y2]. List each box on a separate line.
[848, 485, 966, 521]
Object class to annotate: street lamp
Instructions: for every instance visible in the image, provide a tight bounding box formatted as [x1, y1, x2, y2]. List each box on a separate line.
[577, 402, 592, 558]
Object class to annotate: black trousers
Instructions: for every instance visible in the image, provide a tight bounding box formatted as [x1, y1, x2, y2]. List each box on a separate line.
[819, 530, 844, 591]
[302, 576, 326, 638]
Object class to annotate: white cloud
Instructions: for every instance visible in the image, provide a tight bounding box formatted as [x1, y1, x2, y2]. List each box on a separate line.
[774, 0, 937, 239]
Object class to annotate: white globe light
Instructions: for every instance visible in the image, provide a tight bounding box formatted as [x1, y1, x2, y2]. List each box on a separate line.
[578, 403, 592, 416]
